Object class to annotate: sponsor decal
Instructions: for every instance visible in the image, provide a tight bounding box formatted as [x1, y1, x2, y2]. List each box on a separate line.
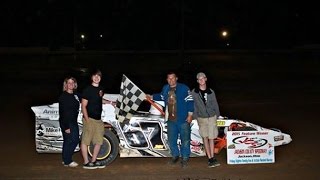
[232, 136, 268, 148]
[36, 123, 61, 137]
[274, 135, 284, 141]
[191, 145, 202, 154]
[154, 145, 164, 149]
[216, 120, 225, 126]
[122, 120, 166, 150]
[43, 109, 58, 114]
[227, 131, 275, 164]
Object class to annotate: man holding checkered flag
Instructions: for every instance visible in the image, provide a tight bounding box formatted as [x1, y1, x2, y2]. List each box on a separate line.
[115, 75, 146, 126]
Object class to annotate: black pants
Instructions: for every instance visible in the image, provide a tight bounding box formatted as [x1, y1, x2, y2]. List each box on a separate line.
[62, 123, 79, 165]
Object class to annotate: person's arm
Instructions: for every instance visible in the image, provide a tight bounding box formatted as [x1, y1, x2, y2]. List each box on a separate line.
[153, 85, 168, 101]
[102, 99, 109, 104]
[81, 98, 89, 122]
[152, 93, 161, 101]
[186, 112, 193, 123]
[102, 98, 116, 107]
[145, 94, 153, 100]
[59, 95, 70, 133]
[147, 92, 162, 101]
[185, 87, 194, 123]
[190, 91, 198, 120]
[211, 90, 220, 117]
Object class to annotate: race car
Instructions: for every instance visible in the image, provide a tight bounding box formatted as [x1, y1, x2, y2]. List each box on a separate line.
[31, 94, 292, 165]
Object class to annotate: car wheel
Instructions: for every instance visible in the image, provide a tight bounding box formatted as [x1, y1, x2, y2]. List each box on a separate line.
[88, 129, 119, 166]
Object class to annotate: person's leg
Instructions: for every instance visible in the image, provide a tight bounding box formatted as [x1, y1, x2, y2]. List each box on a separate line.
[90, 120, 106, 168]
[91, 144, 101, 162]
[60, 125, 79, 167]
[197, 117, 211, 159]
[81, 143, 89, 164]
[69, 124, 80, 162]
[179, 122, 191, 160]
[203, 137, 211, 159]
[81, 142, 97, 169]
[81, 118, 91, 164]
[208, 138, 220, 167]
[62, 132, 70, 164]
[81, 119, 99, 169]
[179, 122, 191, 168]
[167, 121, 179, 157]
[90, 120, 105, 162]
[208, 116, 218, 159]
[208, 138, 215, 158]
[208, 116, 220, 167]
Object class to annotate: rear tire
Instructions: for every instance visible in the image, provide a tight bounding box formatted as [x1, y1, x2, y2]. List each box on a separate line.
[88, 129, 119, 166]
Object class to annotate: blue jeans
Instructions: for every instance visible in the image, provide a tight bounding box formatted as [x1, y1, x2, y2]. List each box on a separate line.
[167, 121, 191, 160]
[62, 123, 79, 165]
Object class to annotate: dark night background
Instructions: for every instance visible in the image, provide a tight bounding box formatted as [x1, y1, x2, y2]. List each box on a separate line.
[0, 0, 318, 118]
[1, 0, 320, 49]
[0, 0, 320, 107]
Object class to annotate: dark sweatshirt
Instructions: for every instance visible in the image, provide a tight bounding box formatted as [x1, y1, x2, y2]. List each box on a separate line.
[58, 91, 80, 131]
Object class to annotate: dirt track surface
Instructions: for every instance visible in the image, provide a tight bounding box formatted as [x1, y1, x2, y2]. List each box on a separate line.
[1, 92, 319, 180]
[1, 51, 320, 179]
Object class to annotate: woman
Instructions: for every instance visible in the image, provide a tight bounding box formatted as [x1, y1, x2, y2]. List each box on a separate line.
[58, 77, 81, 167]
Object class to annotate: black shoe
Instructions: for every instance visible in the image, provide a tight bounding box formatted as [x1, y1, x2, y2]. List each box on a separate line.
[168, 156, 179, 165]
[93, 161, 106, 169]
[181, 159, 188, 169]
[208, 158, 220, 168]
[83, 162, 97, 169]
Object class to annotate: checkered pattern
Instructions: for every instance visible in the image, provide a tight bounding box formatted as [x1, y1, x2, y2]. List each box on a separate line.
[115, 75, 146, 123]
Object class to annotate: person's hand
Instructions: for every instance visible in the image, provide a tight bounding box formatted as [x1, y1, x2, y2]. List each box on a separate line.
[111, 101, 117, 107]
[186, 115, 192, 124]
[145, 94, 153, 100]
[83, 117, 90, 123]
[218, 116, 224, 119]
[102, 99, 117, 107]
[103, 99, 112, 104]
[65, 129, 71, 134]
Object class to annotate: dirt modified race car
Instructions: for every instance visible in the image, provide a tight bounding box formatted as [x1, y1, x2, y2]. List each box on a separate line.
[31, 94, 292, 165]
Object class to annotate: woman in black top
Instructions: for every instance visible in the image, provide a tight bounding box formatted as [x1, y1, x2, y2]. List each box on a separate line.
[58, 77, 81, 167]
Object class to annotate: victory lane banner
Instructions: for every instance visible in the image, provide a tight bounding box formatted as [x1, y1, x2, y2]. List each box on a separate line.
[227, 131, 275, 164]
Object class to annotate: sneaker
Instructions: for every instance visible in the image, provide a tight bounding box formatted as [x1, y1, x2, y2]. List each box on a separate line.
[208, 158, 220, 168]
[93, 161, 106, 169]
[208, 161, 215, 168]
[168, 156, 179, 165]
[181, 159, 188, 169]
[67, 161, 78, 168]
[83, 162, 97, 169]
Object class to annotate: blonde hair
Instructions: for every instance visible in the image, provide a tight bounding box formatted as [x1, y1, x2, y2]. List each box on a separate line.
[62, 77, 78, 91]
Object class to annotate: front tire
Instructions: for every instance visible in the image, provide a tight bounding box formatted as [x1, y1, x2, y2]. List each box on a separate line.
[88, 129, 119, 166]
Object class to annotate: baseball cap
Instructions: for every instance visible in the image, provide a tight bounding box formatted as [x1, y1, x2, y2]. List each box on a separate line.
[196, 72, 206, 79]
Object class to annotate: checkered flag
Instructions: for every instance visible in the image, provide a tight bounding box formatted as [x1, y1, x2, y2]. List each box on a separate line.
[115, 75, 146, 123]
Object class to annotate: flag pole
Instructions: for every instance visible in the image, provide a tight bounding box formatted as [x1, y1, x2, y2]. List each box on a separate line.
[146, 96, 165, 116]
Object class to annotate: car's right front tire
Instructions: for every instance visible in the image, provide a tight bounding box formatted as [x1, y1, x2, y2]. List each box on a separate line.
[88, 129, 119, 166]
